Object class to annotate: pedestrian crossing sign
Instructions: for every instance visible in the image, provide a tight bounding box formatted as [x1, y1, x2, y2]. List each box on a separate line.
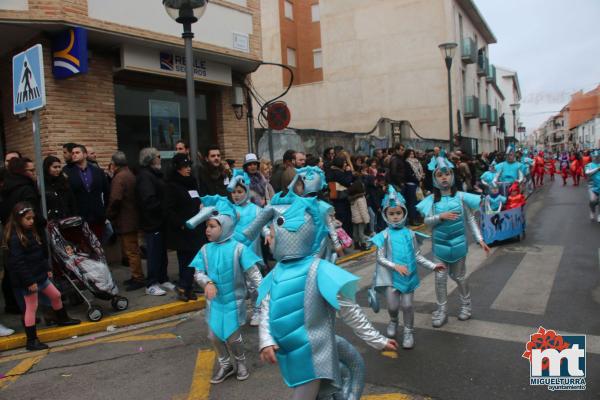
[12, 44, 46, 115]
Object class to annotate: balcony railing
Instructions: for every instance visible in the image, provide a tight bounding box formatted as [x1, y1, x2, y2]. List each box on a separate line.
[479, 103, 489, 123]
[477, 51, 488, 76]
[486, 64, 496, 84]
[464, 96, 479, 119]
[461, 37, 477, 64]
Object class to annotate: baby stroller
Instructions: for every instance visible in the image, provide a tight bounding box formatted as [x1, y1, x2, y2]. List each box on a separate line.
[48, 217, 129, 322]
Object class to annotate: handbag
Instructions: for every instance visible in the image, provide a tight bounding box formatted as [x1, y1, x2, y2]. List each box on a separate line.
[416, 186, 424, 201]
[336, 227, 353, 249]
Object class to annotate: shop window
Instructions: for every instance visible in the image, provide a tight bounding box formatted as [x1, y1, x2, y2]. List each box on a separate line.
[114, 83, 211, 166]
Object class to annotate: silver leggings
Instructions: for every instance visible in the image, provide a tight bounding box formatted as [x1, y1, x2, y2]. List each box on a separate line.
[385, 287, 414, 329]
[292, 380, 321, 400]
[208, 328, 245, 367]
[434, 257, 469, 306]
[589, 189, 599, 212]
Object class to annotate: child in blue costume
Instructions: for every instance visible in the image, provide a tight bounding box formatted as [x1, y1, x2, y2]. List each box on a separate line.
[585, 150, 600, 223]
[494, 145, 524, 189]
[484, 184, 506, 213]
[416, 152, 490, 328]
[479, 164, 496, 193]
[242, 195, 397, 400]
[369, 186, 442, 349]
[186, 195, 263, 384]
[285, 166, 344, 263]
[227, 169, 269, 327]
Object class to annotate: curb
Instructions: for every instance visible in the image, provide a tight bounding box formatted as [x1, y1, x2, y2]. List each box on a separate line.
[0, 298, 205, 352]
[0, 224, 426, 352]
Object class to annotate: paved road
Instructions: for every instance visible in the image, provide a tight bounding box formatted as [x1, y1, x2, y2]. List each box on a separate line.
[1, 180, 598, 399]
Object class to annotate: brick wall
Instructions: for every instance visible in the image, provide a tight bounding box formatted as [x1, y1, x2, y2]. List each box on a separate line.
[216, 87, 249, 164]
[1, 36, 117, 167]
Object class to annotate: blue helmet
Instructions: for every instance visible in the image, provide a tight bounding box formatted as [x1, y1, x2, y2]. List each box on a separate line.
[381, 185, 407, 228]
[227, 169, 251, 205]
[428, 150, 455, 190]
[289, 166, 327, 196]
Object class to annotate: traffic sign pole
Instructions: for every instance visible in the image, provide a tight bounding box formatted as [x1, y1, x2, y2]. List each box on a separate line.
[32, 110, 47, 220]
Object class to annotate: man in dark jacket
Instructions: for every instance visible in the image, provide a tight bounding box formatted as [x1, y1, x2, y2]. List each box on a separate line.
[106, 151, 145, 291]
[388, 143, 406, 190]
[63, 145, 109, 240]
[270, 149, 296, 193]
[136, 147, 173, 296]
[197, 145, 228, 196]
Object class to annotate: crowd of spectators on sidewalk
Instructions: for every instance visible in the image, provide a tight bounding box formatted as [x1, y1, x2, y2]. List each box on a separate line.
[0, 136, 533, 338]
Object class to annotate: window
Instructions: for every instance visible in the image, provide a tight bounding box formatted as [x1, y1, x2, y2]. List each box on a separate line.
[311, 4, 320, 22]
[313, 49, 322, 69]
[286, 47, 296, 67]
[284, 0, 293, 20]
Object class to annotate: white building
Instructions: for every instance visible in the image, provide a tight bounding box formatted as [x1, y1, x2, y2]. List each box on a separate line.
[495, 66, 522, 145]
[252, 0, 521, 154]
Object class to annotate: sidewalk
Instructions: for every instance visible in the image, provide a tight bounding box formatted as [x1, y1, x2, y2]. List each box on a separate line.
[0, 225, 427, 351]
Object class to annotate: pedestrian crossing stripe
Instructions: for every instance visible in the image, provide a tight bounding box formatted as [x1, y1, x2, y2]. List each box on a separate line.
[15, 54, 41, 104]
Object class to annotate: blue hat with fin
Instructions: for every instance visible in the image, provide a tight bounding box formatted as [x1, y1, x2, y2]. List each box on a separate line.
[427, 149, 454, 172]
[227, 169, 251, 204]
[381, 185, 407, 228]
[186, 195, 238, 242]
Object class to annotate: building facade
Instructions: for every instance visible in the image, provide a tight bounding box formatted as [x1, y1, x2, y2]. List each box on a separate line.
[252, 0, 520, 154]
[495, 66, 521, 147]
[0, 0, 262, 167]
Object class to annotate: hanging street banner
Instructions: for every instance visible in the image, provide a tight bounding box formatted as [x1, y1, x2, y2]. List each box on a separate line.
[13, 44, 46, 115]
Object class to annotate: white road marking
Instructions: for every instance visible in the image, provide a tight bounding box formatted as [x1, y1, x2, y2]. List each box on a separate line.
[361, 307, 600, 355]
[491, 245, 563, 315]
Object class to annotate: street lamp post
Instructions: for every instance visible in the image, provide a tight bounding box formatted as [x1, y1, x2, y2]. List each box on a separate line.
[163, 0, 209, 166]
[439, 42, 458, 151]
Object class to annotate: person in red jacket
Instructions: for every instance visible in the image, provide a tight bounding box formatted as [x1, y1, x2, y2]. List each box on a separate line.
[546, 153, 556, 181]
[505, 182, 526, 210]
[570, 152, 583, 186]
[533, 151, 546, 187]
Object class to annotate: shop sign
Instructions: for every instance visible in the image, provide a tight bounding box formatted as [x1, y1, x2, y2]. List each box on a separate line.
[121, 45, 232, 86]
[52, 27, 88, 79]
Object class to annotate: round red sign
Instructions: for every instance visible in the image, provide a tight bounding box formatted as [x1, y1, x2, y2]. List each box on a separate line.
[267, 102, 291, 130]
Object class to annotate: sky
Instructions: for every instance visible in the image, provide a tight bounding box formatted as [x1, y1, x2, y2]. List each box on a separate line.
[475, 0, 600, 133]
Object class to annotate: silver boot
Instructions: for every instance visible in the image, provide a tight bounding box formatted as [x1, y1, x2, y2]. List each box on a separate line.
[458, 294, 472, 321]
[402, 328, 414, 349]
[431, 304, 448, 328]
[229, 333, 250, 381]
[210, 361, 235, 384]
[386, 318, 398, 338]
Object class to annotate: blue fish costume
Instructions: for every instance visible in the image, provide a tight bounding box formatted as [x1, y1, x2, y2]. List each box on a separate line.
[227, 169, 269, 327]
[416, 151, 485, 328]
[187, 195, 263, 383]
[285, 166, 343, 263]
[484, 184, 506, 213]
[368, 186, 437, 349]
[241, 195, 389, 400]
[585, 150, 600, 222]
[494, 145, 524, 188]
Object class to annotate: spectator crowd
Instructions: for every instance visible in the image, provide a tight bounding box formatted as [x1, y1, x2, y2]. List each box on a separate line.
[0, 138, 566, 341]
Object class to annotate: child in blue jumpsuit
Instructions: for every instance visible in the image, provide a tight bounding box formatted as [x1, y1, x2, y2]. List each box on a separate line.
[187, 195, 263, 384]
[369, 186, 441, 349]
[417, 152, 490, 328]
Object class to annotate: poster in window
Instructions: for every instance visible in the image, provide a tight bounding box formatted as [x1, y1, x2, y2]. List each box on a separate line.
[149, 99, 181, 158]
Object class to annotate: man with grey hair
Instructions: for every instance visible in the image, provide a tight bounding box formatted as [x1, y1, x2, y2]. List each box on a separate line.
[107, 151, 145, 291]
[135, 148, 174, 296]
